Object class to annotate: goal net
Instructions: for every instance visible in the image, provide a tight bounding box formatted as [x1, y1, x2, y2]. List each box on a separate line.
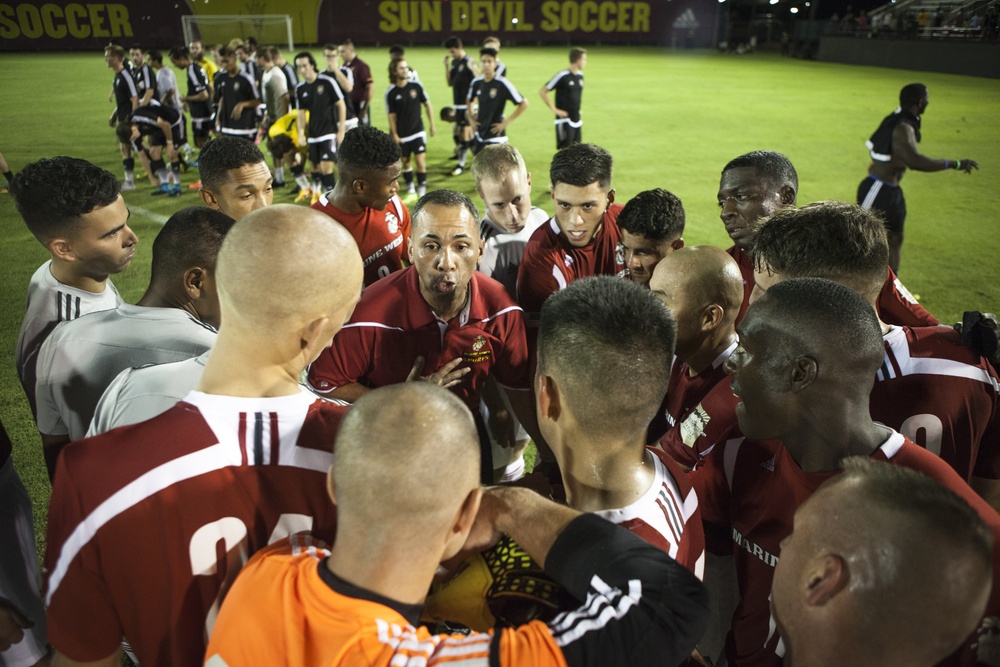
[181, 14, 294, 51]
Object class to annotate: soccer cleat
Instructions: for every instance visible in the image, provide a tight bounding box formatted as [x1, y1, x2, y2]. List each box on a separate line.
[289, 185, 301, 195]
[121, 181, 136, 191]
[310, 190, 321, 205]
[188, 180, 202, 189]
[451, 166, 465, 177]
[169, 185, 182, 197]
[294, 188, 313, 204]
[407, 186, 416, 195]
[151, 184, 172, 196]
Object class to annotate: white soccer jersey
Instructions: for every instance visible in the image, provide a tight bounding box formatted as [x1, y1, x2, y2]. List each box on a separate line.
[479, 206, 549, 299]
[88, 351, 210, 436]
[35, 304, 217, 440]
[17, 261, 122, 413]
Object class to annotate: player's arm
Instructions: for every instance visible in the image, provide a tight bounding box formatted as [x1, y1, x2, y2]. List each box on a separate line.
[444, 55, 452, 86]
[423, 99, 436, 137]
[892, 123, 978, 173]
[335, 99, 346, 146]
[331, 66, 353, 94]
[0, 598, 32, 652]
[296, 101, 307, 147]
[491, 98, 528, 135]
[327, 382, 370, 403]
[387, 111, 400, 143]
[538, 84, 566, 118]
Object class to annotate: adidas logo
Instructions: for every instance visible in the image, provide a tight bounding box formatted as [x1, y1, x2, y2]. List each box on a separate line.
[760, 456, 775, 472]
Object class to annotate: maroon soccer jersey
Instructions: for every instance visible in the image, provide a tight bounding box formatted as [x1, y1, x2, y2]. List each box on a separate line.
[691, 431, 1000, 667]
[44, 390, 345, 666]
[727, 246, 938, 328]
[597, 447, 706, 580]
[654, 343, 742, 469]
[312, 193, 411, 287]
[871, 325, 1000, 480]
[307, 267, 529, 411]
[516, 205, 626, 319]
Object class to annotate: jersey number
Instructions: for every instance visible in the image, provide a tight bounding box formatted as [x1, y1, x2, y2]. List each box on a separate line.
[899, 413, 944, 456]
[377, 265, 391, 278]
[190, 513, 314, 637]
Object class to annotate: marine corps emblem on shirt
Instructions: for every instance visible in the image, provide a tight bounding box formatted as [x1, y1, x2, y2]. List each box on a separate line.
[489, 88, 498, 99]
[463, 335, 491, 363]
[386, 212, 399, 235]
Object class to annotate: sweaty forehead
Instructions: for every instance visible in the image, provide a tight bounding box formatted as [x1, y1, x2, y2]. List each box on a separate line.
[413, 204, 477, 237]
[219, 161, 271, 188]
[719, 167, 773, 194]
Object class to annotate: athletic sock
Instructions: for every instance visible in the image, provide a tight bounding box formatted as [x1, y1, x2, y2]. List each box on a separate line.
[457, 147, 468, 168]
[150, 159, 168, 185]
[170, 161, 182, 184]
[403, 170, 414, 190]
[2, 170, 12, 184]
[293, 166, 310, 191]
[320, 172, 336, 191]
[123, 158, 135, 184]
[311, 171, 321, 191]
[274, 166, 285, 183]
[417, 172, 427, 196]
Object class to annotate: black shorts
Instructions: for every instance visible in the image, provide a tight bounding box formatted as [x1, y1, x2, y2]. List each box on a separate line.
[399, 136, 426, 159]
[191, 116, 214, 139]
[555, 122, 582, 149]
[455, 106, 471, 128]
[858, 176, 906, 234]
[308, 139, 337, 164]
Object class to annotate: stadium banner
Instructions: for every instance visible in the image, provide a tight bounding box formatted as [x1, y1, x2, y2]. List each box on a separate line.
[1, 0, 718, 51]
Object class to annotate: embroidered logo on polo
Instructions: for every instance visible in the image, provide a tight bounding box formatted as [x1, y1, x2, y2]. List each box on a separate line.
[680, 404, 710, 447]
[462, 335, 491, 363]
[386, 213, 399, 235]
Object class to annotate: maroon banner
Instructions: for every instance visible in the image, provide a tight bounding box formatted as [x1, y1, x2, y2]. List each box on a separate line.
[0, 1, 189, 50]
[319, 1, 719, 47]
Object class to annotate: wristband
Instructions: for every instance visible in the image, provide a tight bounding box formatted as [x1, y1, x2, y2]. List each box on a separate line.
[944, 160, 950, 169]
[955, 159, 961, 170]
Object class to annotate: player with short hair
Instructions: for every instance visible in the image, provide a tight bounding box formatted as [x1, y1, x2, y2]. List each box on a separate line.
[466, 48, 528, 155]
[538, 276, 706, 578]
[308, 189, 537, 483]
[311, 125, 410, 287]
[539, 47, 586, 149]
[718, 149, 938, 327]
[517, 143, 625, 322]
[205, 382, 710, 667]
[116, 102, 187, 196]
[188, 39, 218, 84]
[482, 35, 507, 77]
[648, 246, 744, 469]
[11, 157, 138, 455]
[385, 56, 435, 197]
[105, 44, 142, 189]
[256, 47, 290, 186]
[338, 39, 374, 126]
[198, 136, 273, 220]
[322, 43, 358, 129]
[271, 46, 298, 108]
[618, 188, 685, 287]
[170, 46, 214, 150]
[295, 51, 347, 204]
[858, 83, 978, 274]
[773, 457, 993, 667]
[443, 36, 478, 175]
[692, 277, 1000, 667]
[213, 46, 261, 141]
[43, 205, 365, 667]
[750, 201, 1000, 504]
[388, 44, 419, 80]
[34, 206, 230, 449]
[128, 45, 156, 108]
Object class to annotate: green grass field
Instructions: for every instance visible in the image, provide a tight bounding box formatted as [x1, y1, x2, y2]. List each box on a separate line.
[1, 47, 998, 554]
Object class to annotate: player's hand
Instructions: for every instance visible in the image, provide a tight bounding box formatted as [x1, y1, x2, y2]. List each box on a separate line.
[0, 598, 33, 652]
[959, 159, 979, 173]
[230, 103, 244, 120]
[490, 121, 507, 135]
[407, 356, 470, 388]
[108, 116, 115, 128]
[488, 406, 517, 450]
[429, 123, 436, 137]
[443, 55, 451, 66]
[297, 135, 307, 148]
[391, 133, 401, 144]
[555, 108, 569, 118]
[955, 311, 999, 368]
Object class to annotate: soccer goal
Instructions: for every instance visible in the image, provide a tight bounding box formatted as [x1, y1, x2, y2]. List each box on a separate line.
[181, 14, 294, 51]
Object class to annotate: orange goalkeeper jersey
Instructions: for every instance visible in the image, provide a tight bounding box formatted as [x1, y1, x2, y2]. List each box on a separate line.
[205, 516, 709, 667]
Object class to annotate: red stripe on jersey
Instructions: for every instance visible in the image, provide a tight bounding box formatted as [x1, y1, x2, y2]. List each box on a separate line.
[654, 496, 682, 546]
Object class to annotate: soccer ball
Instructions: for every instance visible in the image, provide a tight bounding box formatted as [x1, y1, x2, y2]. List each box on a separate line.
[422, 535, 578, 632]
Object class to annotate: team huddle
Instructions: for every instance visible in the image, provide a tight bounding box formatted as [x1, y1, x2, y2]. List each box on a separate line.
[0, 36, 996, 667]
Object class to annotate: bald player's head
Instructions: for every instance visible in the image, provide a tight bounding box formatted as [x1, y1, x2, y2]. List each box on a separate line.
[332, 383, 481, 552]
[751, 201, 889, 303]
[650, 246, 743, 362]
[773, 458, 992, 667]
[215, 205, 363, 353]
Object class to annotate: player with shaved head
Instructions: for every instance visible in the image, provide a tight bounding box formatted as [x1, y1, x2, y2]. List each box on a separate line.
[206, 382, 710, 666]
[691, 277, 1000, 667]
[647, 246, 744, 469]
[44, 205, 364, 667]
[750, 201, 1000, 502]
[773, 458, 992, 667]
[308, 189, 537, 483]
